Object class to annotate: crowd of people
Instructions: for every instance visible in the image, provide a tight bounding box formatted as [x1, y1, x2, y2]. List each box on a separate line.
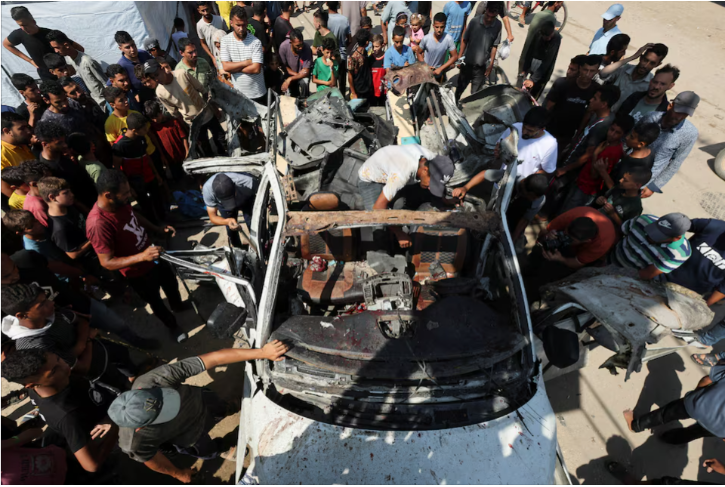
[0, 1, 722, 485]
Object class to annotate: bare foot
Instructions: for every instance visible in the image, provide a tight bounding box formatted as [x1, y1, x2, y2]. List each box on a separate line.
[623, 409, 635, 432]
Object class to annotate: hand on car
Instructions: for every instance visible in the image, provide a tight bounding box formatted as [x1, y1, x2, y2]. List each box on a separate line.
[159, 225, 176, 238]
[703, 459, 725, 476]
[542, 248, 564, 263]
[141, 246, 162, 262]
[522, 79, 534, 90]
[451, 187, 468, 199]
[176, 467, 197, 484]
[262, 340, 290, 361]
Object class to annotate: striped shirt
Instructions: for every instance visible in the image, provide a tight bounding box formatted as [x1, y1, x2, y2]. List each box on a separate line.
[220, 32, 266, 99]
[610, 214, 692, 273]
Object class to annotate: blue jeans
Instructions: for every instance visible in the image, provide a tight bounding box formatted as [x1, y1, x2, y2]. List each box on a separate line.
[695, 318, 725, 346]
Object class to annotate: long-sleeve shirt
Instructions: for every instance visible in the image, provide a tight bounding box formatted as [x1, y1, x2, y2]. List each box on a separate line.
[642, 111, 698, 191]
[66, 51, 108, 109]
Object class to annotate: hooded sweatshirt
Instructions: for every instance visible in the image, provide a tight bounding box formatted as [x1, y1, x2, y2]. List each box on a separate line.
[1, 314, 53, 340]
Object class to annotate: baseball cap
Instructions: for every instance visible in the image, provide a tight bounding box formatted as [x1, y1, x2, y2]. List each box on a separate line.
[672, 91, 700, 116]
[142, 59, 161, 75]
[108, 387, 181, 428]
[212, 173, 238, 211]
[644, 213, 691, 242]
[602, 4, 624, 20]
[427, 155, 455, 198]
[143, 38, 160, 51]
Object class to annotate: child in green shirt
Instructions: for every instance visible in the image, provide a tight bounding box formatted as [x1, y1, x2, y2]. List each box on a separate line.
[67, 133, 106, 183]
[312, 37, 338, 90]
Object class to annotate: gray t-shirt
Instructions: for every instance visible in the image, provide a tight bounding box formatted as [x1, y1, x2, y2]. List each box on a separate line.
[342, 1, 367, 37]
[118, 357, 207, 462]
[202, 172, 259, 210]
[327, 13, 351, 60]
[462, 16, 502, 67]
[683, 362, 725, 438]
[419, 32, 456, 68]
[628, 97, 661, 123]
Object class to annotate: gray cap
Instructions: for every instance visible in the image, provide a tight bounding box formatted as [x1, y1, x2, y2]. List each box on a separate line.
[143, 38, 160, 51]
[427, 155, 455, 198]
[672, 91, 700, 116]
[143, 59, 162, 74]
[644, 213, 691, 242]
[108, 387, 181, 428]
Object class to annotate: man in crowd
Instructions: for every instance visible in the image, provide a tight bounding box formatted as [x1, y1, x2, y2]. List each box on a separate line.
[618, 64, 678, 123]
[202, 172, 260, 249]
[108, 342, 288, 481]
[11, 73, 48, 126]
[506, 174, 550, 244]
[177, 38, 214, 93]
[326, 2, 351, 95]
[455, 3, 502, 100]
[106, 64, 143, 112]
[248, 3, 270, 55]
[86, 169, 188, 343]
[197, 1, 227, 61]
[381, 1, 412, 46]
[114, 31, 154, 102]
[640, 91, 699, 198]
[143, 38, 177, 70]
[273, 2, 296, 53]
[519, 21, 562, 100]
[417, 12, 458, 81]
[599, 43, 668, 112]
[58, 77, 107, 128]
[39, 80, 90, 134]
[1, 113, 34, 209]
[279, 29, 313, 97]
[347, 29, 374, 101]
[592, 33, 629, 85]
[473, 1, 514, 44]
[517, 1, 564, 76]
[47, 29, 107, 110]
[343, 1, 368, 37]
[443, 1, 472, 53]
[220, 6, 267, 105]
[588, 3, 624, 56]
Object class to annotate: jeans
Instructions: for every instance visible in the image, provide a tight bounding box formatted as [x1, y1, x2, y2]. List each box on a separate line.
[695, 318, 725, 346]
[126, 262, 182, 329]
[559, 184, 595, 215]
[198, 116, 228, 157]
[456, 63, 489, 100]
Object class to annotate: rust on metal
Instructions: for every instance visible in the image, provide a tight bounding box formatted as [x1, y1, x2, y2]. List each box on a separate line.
[384, 63, 439, 95]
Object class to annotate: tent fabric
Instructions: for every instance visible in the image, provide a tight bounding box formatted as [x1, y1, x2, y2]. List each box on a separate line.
[1, 1, 189, 107]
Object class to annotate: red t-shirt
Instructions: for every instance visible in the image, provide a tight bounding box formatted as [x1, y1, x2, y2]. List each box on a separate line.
[85, 202, 154, 278]
[371, 54, 386, 98]
[1, 445, 67, 485]
[113, 134, 155, 184]
[151, 117, 188, 166]
[547, 206, 617, 265]
[576, 143, 624, 195]
[22, 193, 49, 227]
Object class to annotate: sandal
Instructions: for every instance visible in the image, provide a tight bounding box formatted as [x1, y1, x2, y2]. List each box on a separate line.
[691, 353, 721, 367]
[605, 461, 629, 482]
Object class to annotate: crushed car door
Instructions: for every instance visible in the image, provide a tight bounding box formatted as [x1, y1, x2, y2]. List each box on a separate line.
[488, 126, 519, 215]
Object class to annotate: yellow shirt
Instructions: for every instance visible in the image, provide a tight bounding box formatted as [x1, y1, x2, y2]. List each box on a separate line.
[1, 140, 34, 169]
[216, 1, 235, 26]
[8, 192, 27, 209]
[104, 110, 156, 155]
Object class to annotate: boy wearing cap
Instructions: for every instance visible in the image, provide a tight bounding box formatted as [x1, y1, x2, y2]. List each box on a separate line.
[588, 4, 624, 56]
[201, 172, 260, 248]
[143, 38, 177, 70]
[609, 213, 693, 279]
[639, 92, 699, 198]
[108, 341, 289, 482]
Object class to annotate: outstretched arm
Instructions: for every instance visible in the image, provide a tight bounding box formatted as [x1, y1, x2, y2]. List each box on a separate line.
[198, 340, 289, 369]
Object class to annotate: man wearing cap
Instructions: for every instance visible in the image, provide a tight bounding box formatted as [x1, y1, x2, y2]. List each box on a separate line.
[108, 341, 289, 483]
[588, 4, 624, 56]
[609, 213, 693, 280]
[358, 143, 455, 248]
[638, 92, 699, 198]
[143, 38, 177, 70]
[202, 172, 260, 248]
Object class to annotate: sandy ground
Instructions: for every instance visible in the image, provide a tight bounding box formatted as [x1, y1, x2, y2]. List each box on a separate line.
[3, 1, 725, 484]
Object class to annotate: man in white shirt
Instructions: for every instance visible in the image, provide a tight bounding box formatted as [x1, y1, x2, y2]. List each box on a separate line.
[588, 4, 624, 56]
[220, 5, 266, 104]
[452, 107, 557, 199]
[197, 1, 227, 61]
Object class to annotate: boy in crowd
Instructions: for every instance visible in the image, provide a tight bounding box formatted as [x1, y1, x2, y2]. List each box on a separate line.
[20, 160, 52, 227]
[507, 173, 549, 244]
[2, 166, 29, 210]
[592, 167, 651, 227]
[144, 100, 189, 180]
[1, 111, 34, 203]
[114, 31, 153, 99]
[417, 12, 458, 82]
[384, 26, 416, 69]
[348, 29, 374, 101]
[370, 35, 387, 105]
[455, 3, 502, 100]
[4, 209, 71, 265]
[264, 54, 285, 95]
[10, 73, 48, 126]
[326, 1, 351, 95]
[312, 38, 338, 91]
[67, 133, 106, 183]
[312, 9, 339, 61]
[603, 121, 660, 188]
[143, 38, 177, 70]
[106, 64, 142, 113]
[42, 53, 90, 95]
[38, 177, 92, 261]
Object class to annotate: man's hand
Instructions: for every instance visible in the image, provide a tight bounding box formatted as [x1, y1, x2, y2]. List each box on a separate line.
[555, 168, 568, 178]
[392, 227, 412, 248]
[595, 196, 606, 206]
[432, 67, 443, 77]
[641, 187, 654, 198]
[261, 339, 290, 361]
[484, 64, 493, 78]
[27, 101, 41, 114]
[451, 187, 468, 199]
[160, 225, 176, 238]
[601, 202, 615, 215]
[350, 91, 358, 99]
[227, 218, 240, 231]
[507, 33, 515, 43]
[634, 43, 655, 59]
[542, 248, 564, 263]
[141, 246, 162, 262]
[404, 61, 410, 67]
[176, 467, 197, 484]
[593, 158, 608, 174]
[522, 79, 534, 90]
[281, 79, 291, 92]
[703, 459, 725, 476]
[90, 422, 114, 440]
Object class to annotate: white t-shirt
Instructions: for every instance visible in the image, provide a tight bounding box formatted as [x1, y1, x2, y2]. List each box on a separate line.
[358, 144, 437, 201]
[197, 15, 227, 57]
[499, 123, 558, 179]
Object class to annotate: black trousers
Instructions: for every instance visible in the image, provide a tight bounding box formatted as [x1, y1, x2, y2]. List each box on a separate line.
[131, 179, 166, 225]
[337, 62, 348, 97]
[127, 262, 182, 329]
[197, 116, 228, 157]
[632, 397, 715, 444]
[522, 244, 578, 302]
[455, 64, 488, 101]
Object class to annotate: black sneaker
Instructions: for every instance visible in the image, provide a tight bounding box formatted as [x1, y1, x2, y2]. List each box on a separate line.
[170, 326, 188, 343]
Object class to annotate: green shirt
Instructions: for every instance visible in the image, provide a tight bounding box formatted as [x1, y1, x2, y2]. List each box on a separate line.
[312, 57, 339, 83]
[79, 156, 106, 183]
[178, 58, 214, 93]
[312, 30, 340, 60]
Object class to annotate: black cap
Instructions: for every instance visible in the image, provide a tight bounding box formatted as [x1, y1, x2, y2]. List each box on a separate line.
[143, 59, 161, 74]
[212, 174, 238, 211]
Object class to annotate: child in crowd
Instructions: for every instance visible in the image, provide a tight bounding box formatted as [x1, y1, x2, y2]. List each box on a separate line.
[592, 167, 652, 227]
[67, 133, 106, 183]
[212, 29, 231, 85]
[395, 12, 411, 45]
[106, 64, 142, 112]
[370, 34, 387, 106]
[20, 160, 52, 227]
[3, 209, 71, 265]
[607, 122, 661, 187]
[312, 38, 338, 91]
[111, 112, 166, 223]
[558, 114, 634, 215]
[134, 64, 158, 91]
[264, 54, 286, 95]
[1, 166, 29, 210]
[384, 25, 416, 69]
[408, 14, 425, 53]
[37, 177, 91, 261]
[144, 100, 189, 180]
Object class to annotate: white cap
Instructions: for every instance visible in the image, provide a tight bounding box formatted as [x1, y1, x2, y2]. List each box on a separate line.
[602, 4, 624, 20]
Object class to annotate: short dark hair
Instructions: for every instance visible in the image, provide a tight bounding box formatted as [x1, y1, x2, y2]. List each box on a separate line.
[178, 37, 193, 53]
[655, 64, 680, 82]
[58, 77, 79, 91]
[524, 173, 549, 197]
[96, 168, 128, 195]
[1, 166, 26, 186]
[173, 17, 185, 29]
[632, 122, 661, 146]
[485, 2, 501, 14]
[327, 1, 340, 11]
[37, 176, 70, 203]
[321, 37, 336, 52]
[20, 160, 50, 184]
[42, 53, 67, 70]
[67, 133, 92, 156]
[46, 29, 70, 45]
[34, 120, 68, 143]
[106, 64, 127, 80]
[10, 6, 32, 21]
[144, 100, 164, 119]
[568, 217, 599, 241]
[1, 112, 26, 132]
[606, 33, 630, 56]
[10, 73, 35, 91]
[433, 12, 447, 23]
[583, 54, 601, 67]
[230, 5, 247, 21]
[392, 25, 406, 38]
[643, 43, 668, 61]
[39, 80, 65, 99]
[612, 113, 635, 135]
[103, 86, 125, 104]
[1, 211, 36, 236]
[281, 1, 295, 12]
[356, 28, 372, 46]
[253, 3, 266, 16]
[314, 9, 329, 27]
[114, 31, 134, 46]
[522, 106, 550, 129]
[1, 349, 47, 383]
[624, 167, 652, 187]
[597, 84, 621, 108]
[539, 21, 556, 37]
[126, 112, 147, 131]
[197, 1, 213, 8]
[289, 28, 304, 43]
[360, 16, 373, 28]
[570, 54, 588, 66]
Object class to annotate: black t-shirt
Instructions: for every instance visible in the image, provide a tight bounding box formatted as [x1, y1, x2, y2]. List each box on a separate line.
[29, 375, 112, 453]
[111, 135, 147, 159]
[273, 16, 294, 52]
[15, 100, 49, 121]
[15, 309, 80, 367]
[7, 27, 54, 75]
[264, 66, 284, 94]
[544, 78, 598, 144]
[594, 187, 643, 223]
[38, 154, 97, 208]
[609, 151, 655, 184]
[248, 18, 270, 52]
[418, 1, 433, 17]
[49, 207, 87, 253]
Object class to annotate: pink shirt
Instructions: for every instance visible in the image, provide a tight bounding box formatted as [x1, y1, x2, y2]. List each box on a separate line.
[410, 27, 425, 45]
[22, 193, 49, 227]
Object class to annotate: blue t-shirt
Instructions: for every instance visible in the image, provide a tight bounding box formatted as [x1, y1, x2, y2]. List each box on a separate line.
[666, 219, 725, 295]
[443, 1, 472, 42]
[683, 362, 725, 438]
[383, 45, 416, 69]
[117, 50, 153, 91]
[23, 236, 73, 276]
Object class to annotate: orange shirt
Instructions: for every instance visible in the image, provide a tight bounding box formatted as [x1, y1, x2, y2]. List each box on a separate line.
[547, 207, 617, 265]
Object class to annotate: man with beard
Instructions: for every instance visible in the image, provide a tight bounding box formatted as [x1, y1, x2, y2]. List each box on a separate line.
[58, 77, 107, 126]
[1, 113, 34, 210]
[588, 4, 624, 56]
[618, 64, 678, 123]
[177, 37, 214, 93]
[11, 74, 48, 127]
[517, 1, 563, 75]
[279, 29, 313, 97]
[114, 31, 154, 103]
[519, 21, 561, 100]
[599, 43, 668, 112]
[220, 6, 266, 104]
[197, 1, 227, 61]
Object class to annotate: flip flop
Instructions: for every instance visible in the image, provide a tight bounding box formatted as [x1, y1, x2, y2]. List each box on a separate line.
[691, 353, 720, 367]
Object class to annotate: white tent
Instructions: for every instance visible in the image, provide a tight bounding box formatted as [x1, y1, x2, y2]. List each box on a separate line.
[1, 1, 194, 107]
